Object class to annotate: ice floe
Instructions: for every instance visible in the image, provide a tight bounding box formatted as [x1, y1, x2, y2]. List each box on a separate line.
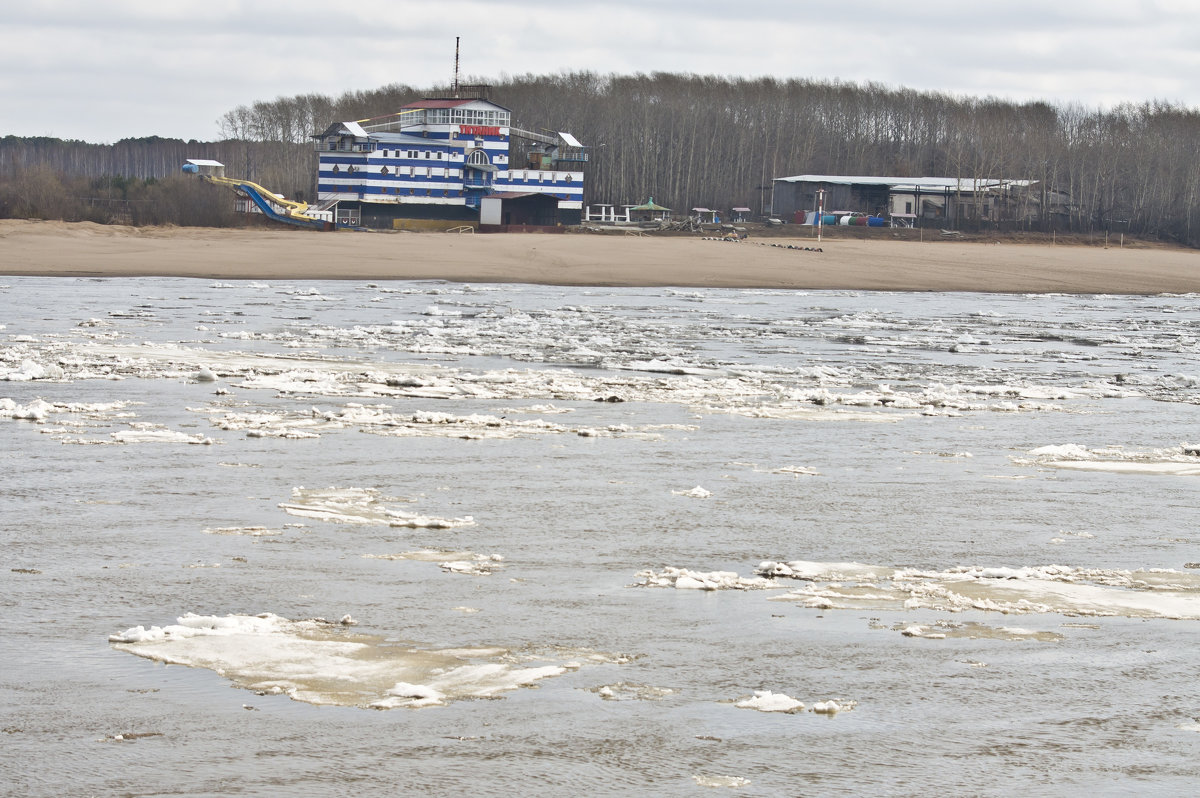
[110, 424, 215, 445]
[0, 398, 135, 424]
[674, 486, 712, 499]
[728, 690, 858, 716]
[733, 690, 805, 713]
[760, 559, 1200, 619]
[109, 613, 608, 709]
[1015, 443, 1200, 476]
[693, 775, 752, 788]
[202, 401, 680, 441]
[0, 359, 65, 381]
[633, 567, 775, 591]
[203, 526, 287, 537]
[279, 486, 475, 529]
[363, 550, 504, 575]
[898, 621, 1063, 641]
[589, 682, 676, 701]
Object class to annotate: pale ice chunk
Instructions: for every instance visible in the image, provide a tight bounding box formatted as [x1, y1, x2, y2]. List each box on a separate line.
[588, 682, 675, 701]
[0, 359, 64, 381]
[280, 486, 475, 529]
[0, 398, 53, 421]
[111, 426, 214, 445]
[110, 613, 596, 709]
[734, 690, 804, 713]
[674, 486, 712, 499]
[693, 775, 752, 788]
[764, 559, 1200, 620]
[1017, 443, 1200, 476]
[634, 567, 775, 591]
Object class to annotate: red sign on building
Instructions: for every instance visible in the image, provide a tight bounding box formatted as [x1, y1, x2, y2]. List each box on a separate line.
[459, 125, 501, 137]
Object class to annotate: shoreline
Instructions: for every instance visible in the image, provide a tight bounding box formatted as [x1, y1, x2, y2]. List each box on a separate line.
[2, 219, 1199, 294]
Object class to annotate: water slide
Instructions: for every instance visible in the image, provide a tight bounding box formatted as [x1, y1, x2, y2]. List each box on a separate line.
[203, 175, 333, 230]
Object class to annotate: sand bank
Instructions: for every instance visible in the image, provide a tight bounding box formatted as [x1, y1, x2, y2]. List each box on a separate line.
[1, 219, 1198, 294]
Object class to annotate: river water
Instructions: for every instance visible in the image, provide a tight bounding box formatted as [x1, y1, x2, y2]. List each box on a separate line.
[3, 276, 1200, 796]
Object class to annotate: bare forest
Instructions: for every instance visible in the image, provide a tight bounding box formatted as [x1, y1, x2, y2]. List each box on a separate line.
[4, 71, 1200, 245]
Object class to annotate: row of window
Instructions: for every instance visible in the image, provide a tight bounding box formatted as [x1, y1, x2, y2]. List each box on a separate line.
[326, 165, 579, 183]
[320, 185, 572, 200]
[416, 108, 508, 125]
[325, 148, 505, 163]
[333, 164, 458, 177]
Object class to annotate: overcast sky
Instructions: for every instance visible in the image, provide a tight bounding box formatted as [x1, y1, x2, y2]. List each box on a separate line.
[5, 0, 1200, 143]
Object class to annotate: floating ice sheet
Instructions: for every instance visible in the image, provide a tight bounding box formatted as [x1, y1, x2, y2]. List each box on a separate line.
[760, 560, 1200, 619]
[363, 550, 504, 575]
[1016, 444, 1200, 476]
[109, 613, 608, 709]
[279, 487, 475, 529]
[633, 567, 776, 591]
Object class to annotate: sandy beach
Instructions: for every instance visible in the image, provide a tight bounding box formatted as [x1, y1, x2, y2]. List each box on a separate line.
[2, 219, 1198, 293]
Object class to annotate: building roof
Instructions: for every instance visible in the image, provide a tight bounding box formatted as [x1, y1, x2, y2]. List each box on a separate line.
[631, 197, 671, 211]
[400, 97, 512, 112]
[775, 174, 1032, 191]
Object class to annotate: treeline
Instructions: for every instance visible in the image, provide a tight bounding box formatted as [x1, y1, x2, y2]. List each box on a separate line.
[5, 72, 1200, 244]
[0, 135, 313, 202]
[0, 166, 246, 227]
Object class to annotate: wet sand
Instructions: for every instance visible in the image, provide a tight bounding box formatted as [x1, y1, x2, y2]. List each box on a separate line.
[2, 219, 1198, 294]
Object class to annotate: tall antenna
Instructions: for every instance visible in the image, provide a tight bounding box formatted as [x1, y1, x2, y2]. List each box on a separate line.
[453, 37, 460, 97]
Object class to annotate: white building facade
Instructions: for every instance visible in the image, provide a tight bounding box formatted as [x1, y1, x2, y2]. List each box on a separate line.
[314, 97, 585, 228]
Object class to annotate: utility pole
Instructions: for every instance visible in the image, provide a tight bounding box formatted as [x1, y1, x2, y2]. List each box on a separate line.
[816, 188, 825, 243]
[453, 37, 460, 97]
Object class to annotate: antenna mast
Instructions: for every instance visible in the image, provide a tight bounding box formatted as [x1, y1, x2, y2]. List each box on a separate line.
[453, 37, 460, 97]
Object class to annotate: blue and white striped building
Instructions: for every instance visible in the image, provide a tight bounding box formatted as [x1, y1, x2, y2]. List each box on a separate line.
[314, 97, 586, 228]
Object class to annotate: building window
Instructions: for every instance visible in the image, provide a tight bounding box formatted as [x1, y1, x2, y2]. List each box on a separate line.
[332, 165, 340, 173]
[380, 166, 389, 175]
